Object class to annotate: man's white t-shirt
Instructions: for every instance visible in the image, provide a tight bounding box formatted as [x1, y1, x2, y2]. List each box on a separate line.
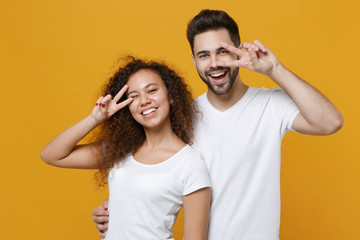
[193, 87, 300, 240]
[104, 145, 211, 240]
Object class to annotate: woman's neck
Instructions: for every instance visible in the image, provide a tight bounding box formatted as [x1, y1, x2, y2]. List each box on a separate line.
[142, 120, 184, 150]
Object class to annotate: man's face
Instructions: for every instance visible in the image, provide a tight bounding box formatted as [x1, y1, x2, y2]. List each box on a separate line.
[192, 28, 239, 95]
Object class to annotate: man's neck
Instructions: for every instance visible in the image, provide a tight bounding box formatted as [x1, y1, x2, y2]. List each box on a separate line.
[206, 78, 249, 112]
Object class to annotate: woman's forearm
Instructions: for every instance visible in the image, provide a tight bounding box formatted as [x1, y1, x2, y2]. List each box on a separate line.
[40, 115, 99, 167]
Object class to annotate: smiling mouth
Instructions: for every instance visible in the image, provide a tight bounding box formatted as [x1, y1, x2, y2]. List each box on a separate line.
[210, 71, 226, 78]
[208, 70, 228, 84]
[141, 108, 158, 116]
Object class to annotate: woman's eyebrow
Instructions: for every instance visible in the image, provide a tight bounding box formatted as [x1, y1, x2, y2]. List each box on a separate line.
[127, 90, 137, 96]
[127, 83, 159, 96]
[144, 83, 159, 89]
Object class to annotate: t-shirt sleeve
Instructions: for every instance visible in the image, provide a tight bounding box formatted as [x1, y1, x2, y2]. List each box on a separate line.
[269, 88, 300, 137]
[181, 151, 211, 196]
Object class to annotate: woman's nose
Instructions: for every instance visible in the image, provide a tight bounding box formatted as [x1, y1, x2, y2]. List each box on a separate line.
[140, 94, 151, 106]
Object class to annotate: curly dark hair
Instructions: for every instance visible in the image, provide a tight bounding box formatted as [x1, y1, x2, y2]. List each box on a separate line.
[187, 9, 241, 53]
[95, 57, 195, 186]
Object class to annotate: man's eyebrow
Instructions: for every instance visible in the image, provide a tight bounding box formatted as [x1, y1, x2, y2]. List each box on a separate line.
[127, 83, 159, 96]
[196, 47, 226, 57]
[196, 50, 210, 57]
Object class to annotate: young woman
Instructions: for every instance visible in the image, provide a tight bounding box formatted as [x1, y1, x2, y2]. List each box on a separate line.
[40, 58, 211, 240]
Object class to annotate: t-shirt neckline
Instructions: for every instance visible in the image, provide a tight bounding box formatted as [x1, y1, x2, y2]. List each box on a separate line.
[203, 87, 253, 115]
[130, 145, 189, 167]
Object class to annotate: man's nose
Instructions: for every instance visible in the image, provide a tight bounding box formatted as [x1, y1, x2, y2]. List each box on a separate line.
[210, 54, 218, 68]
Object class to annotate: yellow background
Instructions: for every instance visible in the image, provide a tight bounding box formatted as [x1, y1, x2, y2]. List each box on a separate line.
[1, 0, 359, 239]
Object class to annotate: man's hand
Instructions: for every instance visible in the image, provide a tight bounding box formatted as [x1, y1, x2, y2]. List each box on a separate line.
[92, 199, 109, 238]
[217, 40, 282, 76]
[217, 40, 343, 135]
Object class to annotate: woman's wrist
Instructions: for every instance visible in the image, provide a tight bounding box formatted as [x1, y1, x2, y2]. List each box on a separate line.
[86, 114, 102, 128]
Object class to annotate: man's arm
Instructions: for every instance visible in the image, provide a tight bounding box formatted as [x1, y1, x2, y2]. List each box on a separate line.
[266, 62, 343, 135]
[92, 199, 109, 238]
[218, 40, 343, 135]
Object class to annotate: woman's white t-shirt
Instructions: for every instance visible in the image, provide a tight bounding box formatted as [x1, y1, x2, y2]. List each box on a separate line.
[104, 145, 211, 240]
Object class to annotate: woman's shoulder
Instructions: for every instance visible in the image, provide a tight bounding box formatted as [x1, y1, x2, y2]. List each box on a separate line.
[180, 145, 207, 169]
[179, 145, 211, 194]
[182, 145, 203, 159]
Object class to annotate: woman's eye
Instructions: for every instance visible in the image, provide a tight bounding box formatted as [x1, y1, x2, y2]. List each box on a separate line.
[149, 89, 158, 93]
[129, 95, 138, 99]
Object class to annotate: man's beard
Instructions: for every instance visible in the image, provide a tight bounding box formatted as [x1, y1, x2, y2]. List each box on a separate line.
[198, 67, 239, 95]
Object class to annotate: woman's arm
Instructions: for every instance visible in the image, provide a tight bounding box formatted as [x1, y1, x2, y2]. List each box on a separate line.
[40, 85, 132, 169]
[183, 187, 211, 240]
[40, 115, 102, 169]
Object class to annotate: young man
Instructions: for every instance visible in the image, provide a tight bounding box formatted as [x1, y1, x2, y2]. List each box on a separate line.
[92, 10, 343, 239]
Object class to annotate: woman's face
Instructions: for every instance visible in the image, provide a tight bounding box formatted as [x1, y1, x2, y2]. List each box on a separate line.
[126, 69, 171, 130]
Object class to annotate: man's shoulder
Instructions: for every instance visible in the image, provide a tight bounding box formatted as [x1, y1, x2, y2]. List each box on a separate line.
[246, 86, 289, 101]
[248, 86, 284, 94]
[194, 92, 207, 101]
[193, 92, 208, 111]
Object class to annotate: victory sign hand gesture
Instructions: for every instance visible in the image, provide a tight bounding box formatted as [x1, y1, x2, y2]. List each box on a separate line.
[217, 40, 282, 76]
[91, 85, 133, 124]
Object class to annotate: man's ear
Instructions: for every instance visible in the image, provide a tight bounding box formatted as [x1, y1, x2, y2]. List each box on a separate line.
[191, 53, 196, 67]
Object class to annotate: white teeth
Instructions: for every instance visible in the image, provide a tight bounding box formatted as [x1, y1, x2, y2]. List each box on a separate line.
[211, 72, 225, 77]
[142, 108, 157, 115]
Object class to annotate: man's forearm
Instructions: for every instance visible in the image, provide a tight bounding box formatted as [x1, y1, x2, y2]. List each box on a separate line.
[268, 64, 343, 134]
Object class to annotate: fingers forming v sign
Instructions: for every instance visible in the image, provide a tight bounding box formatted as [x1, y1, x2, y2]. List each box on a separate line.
[215, 42, 260, 71]
[217, 40, 279, 75]
[91, 85, 133, 124]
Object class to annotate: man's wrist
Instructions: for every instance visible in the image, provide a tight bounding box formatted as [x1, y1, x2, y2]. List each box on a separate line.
[267, 63, 288, 83]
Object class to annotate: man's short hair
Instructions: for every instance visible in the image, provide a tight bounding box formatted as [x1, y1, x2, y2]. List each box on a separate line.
[186, 9, 241, 52]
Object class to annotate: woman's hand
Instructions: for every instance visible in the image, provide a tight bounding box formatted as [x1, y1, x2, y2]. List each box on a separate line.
[40, 85, 133, 169]
[91, 85, 133, 124]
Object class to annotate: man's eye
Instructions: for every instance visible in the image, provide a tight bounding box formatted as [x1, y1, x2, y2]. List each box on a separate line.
[199, 54, 208, 59]
[219, 50, 228, 55]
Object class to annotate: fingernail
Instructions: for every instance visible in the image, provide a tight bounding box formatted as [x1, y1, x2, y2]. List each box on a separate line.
[95, 103, 98, 106]
[102, 104, 105, 108]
